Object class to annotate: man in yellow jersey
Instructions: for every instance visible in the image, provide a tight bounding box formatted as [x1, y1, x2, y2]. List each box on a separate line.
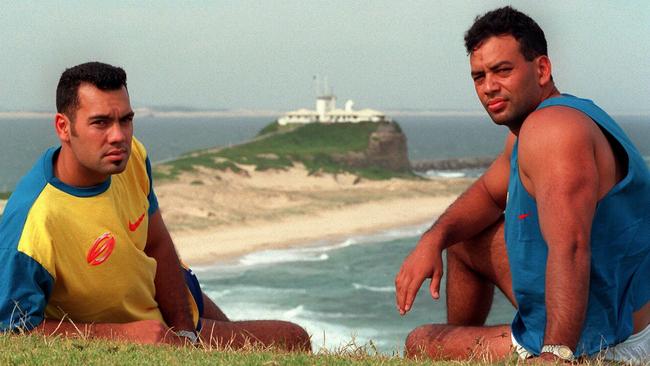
[0, 62, 310, 351]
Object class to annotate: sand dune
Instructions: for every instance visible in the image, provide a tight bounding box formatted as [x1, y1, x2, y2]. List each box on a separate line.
[156, 164, 472, 265]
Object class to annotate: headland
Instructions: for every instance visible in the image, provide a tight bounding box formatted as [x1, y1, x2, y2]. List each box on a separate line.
[152, 120, 473, 264]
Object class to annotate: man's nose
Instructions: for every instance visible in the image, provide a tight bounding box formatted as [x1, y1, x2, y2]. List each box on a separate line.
[482, 74, 500, 94]
[107, 121, 127, 143]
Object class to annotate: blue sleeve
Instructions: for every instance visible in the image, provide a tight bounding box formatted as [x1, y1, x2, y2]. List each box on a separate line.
[0, 154, 54, 331]
[0, 249, 53, 331]
[145, 156, 159, 215]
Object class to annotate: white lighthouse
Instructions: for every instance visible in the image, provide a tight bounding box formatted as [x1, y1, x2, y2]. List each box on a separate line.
[278, 79, 389, 126]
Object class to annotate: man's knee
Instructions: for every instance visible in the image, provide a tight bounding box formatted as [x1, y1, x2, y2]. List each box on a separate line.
[405, 325, 428, 358]
[446, 241, 479, 277]
[250, 320, 311, 352]
[406, 324, 513, 360]
[405, 324, 447, 359]
[446, 242, 468, 265]
[277, 321, 311, 352]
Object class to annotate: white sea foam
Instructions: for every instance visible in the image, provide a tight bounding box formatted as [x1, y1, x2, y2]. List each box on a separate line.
[203, 224, 429, 269]
[418, 168, 485, 179]
[206, 285, 307, 297]
[204, 289, 232, 299]
[424, 170, 466, 178]
[352, 283, 395, 293]
[308, 238, 357, 252]
[220, 301, 390, 351]
[239, 250, 329, 266]
[282, 304, 305, 318]
[231, 238, 359, 267]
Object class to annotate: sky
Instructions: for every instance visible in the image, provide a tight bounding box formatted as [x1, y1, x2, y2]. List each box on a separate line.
[1, 1, 649, 113]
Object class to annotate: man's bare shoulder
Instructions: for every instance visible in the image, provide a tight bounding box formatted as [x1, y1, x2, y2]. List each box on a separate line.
[519, 105, 596, 154]
[517, 105, 601, 196]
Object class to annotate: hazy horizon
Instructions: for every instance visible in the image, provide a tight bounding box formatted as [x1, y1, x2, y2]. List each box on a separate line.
[2, 1, 649, 114]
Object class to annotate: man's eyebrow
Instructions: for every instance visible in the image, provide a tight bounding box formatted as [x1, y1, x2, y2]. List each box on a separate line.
[120, 111, 135, 120]
[88, 111, 135, 121]
[471, 61, 514, 77]
[88, 114, 111, 121]
[489, 61, 513, 70]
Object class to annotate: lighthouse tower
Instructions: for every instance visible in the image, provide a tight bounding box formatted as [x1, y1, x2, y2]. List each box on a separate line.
[315, 76, 335, 122]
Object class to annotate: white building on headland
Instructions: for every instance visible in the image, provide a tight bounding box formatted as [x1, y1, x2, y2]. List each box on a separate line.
[278, 94, 390, 125]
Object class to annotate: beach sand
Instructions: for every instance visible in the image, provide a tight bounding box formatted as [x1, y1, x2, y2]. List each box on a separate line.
[156, 164, 472, 265]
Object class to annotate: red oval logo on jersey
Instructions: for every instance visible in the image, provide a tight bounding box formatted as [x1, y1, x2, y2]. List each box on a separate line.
[87, 232, 116, 266]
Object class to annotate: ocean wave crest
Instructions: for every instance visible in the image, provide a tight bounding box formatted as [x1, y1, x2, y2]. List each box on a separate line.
[218, 302, 388, 351]
[239, 250, 329, 266]
[352, 283, 395, 293]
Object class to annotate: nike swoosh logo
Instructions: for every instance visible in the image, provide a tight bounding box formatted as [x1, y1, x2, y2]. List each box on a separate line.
[128, 212, 146, 231]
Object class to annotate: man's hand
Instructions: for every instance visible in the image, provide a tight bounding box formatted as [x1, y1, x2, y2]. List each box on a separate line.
[395, 233, 443, 315]
[394, 135, 514, 316]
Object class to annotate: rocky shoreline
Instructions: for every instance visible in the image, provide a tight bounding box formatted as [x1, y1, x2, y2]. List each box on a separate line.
[411, 156, 496, 171]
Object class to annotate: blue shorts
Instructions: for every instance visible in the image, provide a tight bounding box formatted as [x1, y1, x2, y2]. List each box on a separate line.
[182, 267, 204, 331]
[512, 325, 650, 364]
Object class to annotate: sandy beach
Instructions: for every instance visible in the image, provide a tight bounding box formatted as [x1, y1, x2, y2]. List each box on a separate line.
[156, 164, 472, 265]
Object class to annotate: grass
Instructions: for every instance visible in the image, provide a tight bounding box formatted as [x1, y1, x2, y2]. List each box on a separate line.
[0, 333, 531, 366]
[154, 121, 415, 181]
[255, 120, 301, 136]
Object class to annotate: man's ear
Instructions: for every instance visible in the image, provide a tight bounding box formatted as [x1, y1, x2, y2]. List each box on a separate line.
[536, 55, 553, 86]
[54, 113, 71, 143]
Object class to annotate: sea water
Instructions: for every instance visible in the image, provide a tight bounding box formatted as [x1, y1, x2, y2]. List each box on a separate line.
[1, 115, 648, 191]
[193, 224, 515, 353]
[1, 114, 648, 352]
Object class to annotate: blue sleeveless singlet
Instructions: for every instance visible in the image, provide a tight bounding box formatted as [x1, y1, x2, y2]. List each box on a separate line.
[504, 94, 650, 356]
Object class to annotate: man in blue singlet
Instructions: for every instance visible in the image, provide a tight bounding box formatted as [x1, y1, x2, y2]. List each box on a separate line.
[395, 6, 649, 363]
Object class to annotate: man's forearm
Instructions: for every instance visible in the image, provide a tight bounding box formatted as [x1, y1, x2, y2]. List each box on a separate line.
[543, 242, 591, 350]
[145, 210, 196, 332]
[424, 176, 504, 250]
[31, 319, 181, 345]
[147, 237, 195, 332]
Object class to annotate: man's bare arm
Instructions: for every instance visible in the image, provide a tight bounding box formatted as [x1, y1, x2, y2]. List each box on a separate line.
[145, 210, 196, 333]
[395, 133, 515, 314]
[30, 318, 182, 345]
[518, 107, 599, 351]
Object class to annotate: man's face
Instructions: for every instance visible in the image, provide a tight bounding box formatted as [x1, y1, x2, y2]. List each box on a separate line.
[65, 83, 134, 184]
[470, 35, 544, 130]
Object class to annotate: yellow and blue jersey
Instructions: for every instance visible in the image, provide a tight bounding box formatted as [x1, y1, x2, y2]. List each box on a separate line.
[0, 138, 198, 330]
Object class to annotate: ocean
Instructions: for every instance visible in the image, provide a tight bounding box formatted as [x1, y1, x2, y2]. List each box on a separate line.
[1, 114, 649, 353]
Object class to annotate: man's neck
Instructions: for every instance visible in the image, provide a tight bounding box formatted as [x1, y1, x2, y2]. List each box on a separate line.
[543, 87, 561, 101]
[509, 87, 562, 136]
[54, 147, 108, 188]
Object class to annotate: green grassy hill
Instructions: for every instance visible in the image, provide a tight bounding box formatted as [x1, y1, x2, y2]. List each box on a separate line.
[1, 333, 509, 365]
[154, 121, 415, 181]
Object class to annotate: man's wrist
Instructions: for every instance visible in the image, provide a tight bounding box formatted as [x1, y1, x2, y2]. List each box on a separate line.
[421, 228, 445, 251]
[540, 344, 574, 362]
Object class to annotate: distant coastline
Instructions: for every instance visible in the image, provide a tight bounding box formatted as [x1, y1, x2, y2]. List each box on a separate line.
[3, 108, 649, 120]
[0, 109, 488, 119]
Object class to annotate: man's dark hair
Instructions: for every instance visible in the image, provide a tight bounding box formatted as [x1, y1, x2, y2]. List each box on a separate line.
[56, 61, 127, 118]
[464, 6, 547, 61]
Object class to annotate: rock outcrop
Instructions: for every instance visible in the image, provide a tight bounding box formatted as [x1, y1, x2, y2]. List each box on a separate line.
[411, 156, 495, 171]
[332, 122, 411, 172]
